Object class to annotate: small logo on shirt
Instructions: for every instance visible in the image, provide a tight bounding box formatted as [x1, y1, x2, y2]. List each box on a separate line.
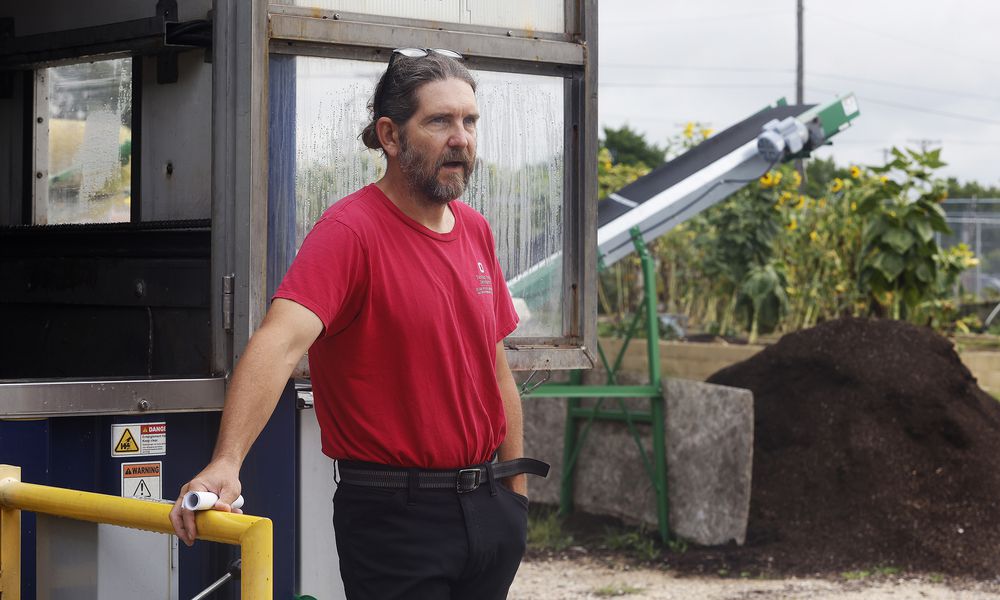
[475, 260, 493, 295]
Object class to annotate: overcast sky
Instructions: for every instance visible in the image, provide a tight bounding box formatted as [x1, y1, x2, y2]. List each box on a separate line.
[598, 0, 1000, 186]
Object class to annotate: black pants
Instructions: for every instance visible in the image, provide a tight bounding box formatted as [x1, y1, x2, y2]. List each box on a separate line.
[333, 477, 529, 600]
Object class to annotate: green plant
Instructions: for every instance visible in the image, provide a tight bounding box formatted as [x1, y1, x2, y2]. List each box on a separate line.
[858, 148, 957, 320]
[738, 262, 789, 343]
[841, 565, 900, 580]
[593, 583, 644, 597]
[598, 147, 651, 200]
[527, 508, 574, 552]
[665, 536, 688, 554]
[841, 569, 871, 580]
[601, 527, 660, 561]
[600, 126, 982, 337]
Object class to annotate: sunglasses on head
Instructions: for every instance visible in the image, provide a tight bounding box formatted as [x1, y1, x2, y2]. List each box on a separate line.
[388, 47, 464, 69]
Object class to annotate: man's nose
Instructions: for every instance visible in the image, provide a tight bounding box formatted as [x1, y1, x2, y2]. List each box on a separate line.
[447, 127, 472, 148]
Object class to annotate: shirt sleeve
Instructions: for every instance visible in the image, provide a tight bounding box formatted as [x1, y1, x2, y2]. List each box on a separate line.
[273, 218, 368, 337]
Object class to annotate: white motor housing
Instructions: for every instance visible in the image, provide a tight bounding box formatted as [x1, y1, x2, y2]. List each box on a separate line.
[757, 117, 809, 162]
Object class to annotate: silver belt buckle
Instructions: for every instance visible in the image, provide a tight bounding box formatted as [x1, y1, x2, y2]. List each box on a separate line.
[456, 468, 481, 493]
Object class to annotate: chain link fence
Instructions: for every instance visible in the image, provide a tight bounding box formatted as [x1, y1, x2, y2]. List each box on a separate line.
[937, 198, 1000, 299]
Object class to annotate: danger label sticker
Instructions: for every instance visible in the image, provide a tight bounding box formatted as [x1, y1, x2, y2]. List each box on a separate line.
[111, 422, 167, 457]
[121, 461, 162, 501]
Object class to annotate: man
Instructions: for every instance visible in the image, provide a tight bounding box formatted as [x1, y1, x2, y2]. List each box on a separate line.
[169, 48, 547, 599]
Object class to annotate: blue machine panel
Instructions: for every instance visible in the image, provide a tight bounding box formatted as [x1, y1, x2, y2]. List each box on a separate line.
[0, 385, 298, 599]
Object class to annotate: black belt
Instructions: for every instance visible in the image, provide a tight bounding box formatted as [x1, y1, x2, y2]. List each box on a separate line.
[337, 458, 550, 493]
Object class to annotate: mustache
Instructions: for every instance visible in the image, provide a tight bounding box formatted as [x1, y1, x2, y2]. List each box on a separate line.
[436, 149, 475, 172]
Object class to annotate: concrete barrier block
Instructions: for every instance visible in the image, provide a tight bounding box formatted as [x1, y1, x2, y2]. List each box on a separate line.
[521, 378, 753, 547]
[664, 378, 753, 546]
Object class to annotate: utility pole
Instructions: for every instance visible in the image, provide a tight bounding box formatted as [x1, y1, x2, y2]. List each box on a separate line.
[795, 0, 805, 186]
[796, 0, 804, 105]
[907, 138, 942, 154]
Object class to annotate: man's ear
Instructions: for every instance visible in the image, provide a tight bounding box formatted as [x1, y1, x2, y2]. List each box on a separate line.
[376, 117, 401, 158]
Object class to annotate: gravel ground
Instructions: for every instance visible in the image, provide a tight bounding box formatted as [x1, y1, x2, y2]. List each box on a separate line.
[510, 558, 1000, 600]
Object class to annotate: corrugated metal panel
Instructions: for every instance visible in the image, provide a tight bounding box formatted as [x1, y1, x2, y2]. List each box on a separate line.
[276, 0, 565, 33]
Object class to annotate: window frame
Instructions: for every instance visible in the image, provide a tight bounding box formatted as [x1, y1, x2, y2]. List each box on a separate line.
[257, 0, 598, 371]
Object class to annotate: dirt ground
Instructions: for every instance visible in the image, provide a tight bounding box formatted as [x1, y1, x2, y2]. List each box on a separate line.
[510, 557, 1000, 599]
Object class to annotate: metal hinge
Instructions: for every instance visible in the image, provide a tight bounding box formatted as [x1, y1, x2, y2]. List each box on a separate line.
[222, 274, 234, 332]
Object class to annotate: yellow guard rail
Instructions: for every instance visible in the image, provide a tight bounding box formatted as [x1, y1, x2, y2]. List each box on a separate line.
[0, 464, 272, 599]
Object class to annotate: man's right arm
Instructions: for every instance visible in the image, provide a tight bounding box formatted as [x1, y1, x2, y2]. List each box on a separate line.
[168, 298, 323, 546]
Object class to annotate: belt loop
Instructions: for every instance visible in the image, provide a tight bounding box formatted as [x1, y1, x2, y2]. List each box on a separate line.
[485, 462, 498, 497]
[333, 460, 341, 485]
[407, 468, 419, 505]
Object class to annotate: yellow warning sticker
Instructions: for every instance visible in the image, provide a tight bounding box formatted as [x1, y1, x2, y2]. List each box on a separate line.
[111, 422, 167, 457]
[115, 428, 139, 453]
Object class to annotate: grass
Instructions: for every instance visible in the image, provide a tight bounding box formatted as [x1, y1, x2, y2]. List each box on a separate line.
[527, 507, 575, 552]
[528, 505, 669, 561]
[840, 566, 900, 580]
[952, 332, 1000, 351]
[600, 527, 661, 562]
[593, 583, 644, 597]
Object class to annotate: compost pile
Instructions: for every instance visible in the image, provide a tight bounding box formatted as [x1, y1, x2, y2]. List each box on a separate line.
[703, 317, 1000, 577]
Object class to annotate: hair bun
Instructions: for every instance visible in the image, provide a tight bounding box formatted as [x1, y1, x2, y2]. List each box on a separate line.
[360, 121, 382, 150]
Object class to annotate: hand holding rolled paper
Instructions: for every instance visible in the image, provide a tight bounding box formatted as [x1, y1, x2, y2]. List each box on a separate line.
[183, 491, 245, 511]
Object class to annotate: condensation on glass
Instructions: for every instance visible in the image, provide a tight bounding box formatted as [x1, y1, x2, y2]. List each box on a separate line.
[37, 58, 133, 225]
[286, 56, 565, 337]
[273, 0, 565, 34]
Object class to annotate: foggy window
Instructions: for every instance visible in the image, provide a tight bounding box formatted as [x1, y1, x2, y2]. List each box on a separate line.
[281, 56, 565, 337]
[37, 58, 133, 225]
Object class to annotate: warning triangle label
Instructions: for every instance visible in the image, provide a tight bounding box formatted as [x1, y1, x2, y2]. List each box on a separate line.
[133, 479, 152, 499]
[115, 428, 139, 453]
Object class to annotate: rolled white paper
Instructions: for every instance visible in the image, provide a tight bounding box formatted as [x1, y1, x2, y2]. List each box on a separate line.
[183, 491, 245, 511]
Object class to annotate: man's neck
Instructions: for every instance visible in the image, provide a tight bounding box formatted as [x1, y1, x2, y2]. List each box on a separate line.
[376, 170, 455, 234]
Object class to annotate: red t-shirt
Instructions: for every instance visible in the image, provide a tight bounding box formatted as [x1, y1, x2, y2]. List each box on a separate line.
[274, 184, 519, 468]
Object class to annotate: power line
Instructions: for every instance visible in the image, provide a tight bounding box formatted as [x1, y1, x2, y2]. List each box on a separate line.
[601, 82, 792, 89]
[810, 8, 1000, 68]
[603, 8, 790, 25]
[806, 86, 1000, 126]
[601, 64, 793, 74]
[828, 139, 1000, 147]
[809, 71, 1000, 103]
[601, 66, 1000, 105]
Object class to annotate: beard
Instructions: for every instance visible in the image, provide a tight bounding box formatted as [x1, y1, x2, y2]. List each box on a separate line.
[398, 132, 474, 205]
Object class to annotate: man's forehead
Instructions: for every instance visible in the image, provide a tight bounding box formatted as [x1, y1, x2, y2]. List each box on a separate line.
[414, 78, 478, 113]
